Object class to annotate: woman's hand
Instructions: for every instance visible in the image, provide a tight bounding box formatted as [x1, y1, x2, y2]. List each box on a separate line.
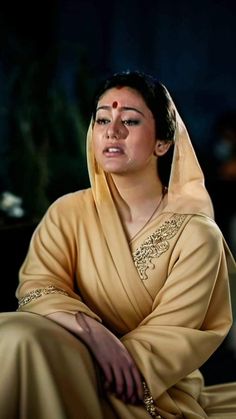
[75, 312, 143, 404]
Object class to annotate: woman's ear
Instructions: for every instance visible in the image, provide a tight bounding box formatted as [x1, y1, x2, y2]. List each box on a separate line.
[154, 140, 172, 157]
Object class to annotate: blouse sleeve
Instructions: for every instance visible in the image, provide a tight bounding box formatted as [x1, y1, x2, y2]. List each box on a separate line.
[121, 215, 234, 401]
[16, 194, 101, 321]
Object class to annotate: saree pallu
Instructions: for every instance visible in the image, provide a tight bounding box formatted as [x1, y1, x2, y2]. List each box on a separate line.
[2, 189, 235, 418]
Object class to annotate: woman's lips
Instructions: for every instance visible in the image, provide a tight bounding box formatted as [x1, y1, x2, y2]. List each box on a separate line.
[103, 146, 124, 156]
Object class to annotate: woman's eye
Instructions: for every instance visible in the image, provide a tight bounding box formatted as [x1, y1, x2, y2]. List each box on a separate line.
[122, 119, 140, 126]
[96, 118, 110, 125]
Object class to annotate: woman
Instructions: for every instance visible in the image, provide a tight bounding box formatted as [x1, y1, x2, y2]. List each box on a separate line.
[0, 71, 235, 418]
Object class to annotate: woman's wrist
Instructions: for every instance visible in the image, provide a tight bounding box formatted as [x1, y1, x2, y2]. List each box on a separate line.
[47, 311, 87, 339]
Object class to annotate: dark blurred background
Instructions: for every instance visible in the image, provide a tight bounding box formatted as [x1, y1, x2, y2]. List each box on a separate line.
[0, 0, 236, 385]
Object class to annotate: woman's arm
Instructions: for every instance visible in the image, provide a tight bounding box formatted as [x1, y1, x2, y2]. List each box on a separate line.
[16, 194, 143, 404]
[122, 216, 233, 401]
[16, 195, 100, 320]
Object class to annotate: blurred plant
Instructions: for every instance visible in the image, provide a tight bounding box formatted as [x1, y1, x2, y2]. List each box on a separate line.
[7, 54, 90, 222]
[45, 86, 89, 203]
[0, 1, 94, 223]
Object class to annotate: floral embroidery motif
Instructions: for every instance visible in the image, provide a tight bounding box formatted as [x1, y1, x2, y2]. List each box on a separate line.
[133, 214, 187, 280]
[17, 285, 69, 309]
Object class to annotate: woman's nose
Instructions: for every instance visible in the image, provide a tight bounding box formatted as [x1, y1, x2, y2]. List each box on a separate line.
[106, 121, 127, 139]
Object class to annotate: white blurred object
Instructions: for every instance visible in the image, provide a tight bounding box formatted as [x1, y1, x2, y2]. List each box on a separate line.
[0, 191, 25, 218]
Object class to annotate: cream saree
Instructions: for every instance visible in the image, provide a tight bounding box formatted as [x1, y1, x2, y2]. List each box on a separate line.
[0, 100, 236, 419]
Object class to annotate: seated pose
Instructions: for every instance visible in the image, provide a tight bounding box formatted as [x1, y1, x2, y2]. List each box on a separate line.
[0, 71, 235, 419]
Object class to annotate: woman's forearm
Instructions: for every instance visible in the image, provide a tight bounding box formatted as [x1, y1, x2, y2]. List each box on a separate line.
[47, 311, 143, 403]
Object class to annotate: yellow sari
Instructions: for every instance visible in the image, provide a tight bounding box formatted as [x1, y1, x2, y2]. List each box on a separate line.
[0, 103, 235, 419]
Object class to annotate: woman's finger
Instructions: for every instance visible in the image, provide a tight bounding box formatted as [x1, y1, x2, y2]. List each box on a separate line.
[121, 363, 136, 402]
[111, 364, 126, 398]
[130, 364, 144, 401]
[93, 354, 114, 390]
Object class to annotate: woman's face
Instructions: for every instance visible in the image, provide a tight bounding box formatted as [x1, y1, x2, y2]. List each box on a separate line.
[92, 87, 158, 176]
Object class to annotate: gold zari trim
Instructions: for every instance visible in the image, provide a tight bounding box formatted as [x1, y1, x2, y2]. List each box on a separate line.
[17, 285, 69, 309]
[133, 214, 187, 280]
[143, 381, 163, 419]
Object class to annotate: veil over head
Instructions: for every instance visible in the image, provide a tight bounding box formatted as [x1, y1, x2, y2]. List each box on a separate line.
[86, 87, 214, 220]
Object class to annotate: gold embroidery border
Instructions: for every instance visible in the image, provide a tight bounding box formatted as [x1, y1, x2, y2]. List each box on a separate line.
[17, 285, 69, 309]
[143, 381, 163, 418]
[133, 214, 187, 280]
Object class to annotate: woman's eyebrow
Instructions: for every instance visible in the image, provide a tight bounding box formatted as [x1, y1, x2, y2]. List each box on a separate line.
[96, 105, 144, 116]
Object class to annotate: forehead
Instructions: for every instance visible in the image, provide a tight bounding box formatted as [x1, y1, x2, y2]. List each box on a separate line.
[98, 86, 146, 108]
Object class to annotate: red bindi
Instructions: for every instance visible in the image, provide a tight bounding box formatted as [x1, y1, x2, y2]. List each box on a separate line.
[112, 101, 118, 108]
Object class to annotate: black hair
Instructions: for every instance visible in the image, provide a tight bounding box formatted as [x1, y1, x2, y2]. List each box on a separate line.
[92, 70, 176, 142]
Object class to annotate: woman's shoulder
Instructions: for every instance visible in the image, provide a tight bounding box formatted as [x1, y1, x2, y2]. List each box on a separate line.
[42, 188, 93, 224]
[181, 213, 223, 249]
[187, 213, 222, 233]
[50, 188, 93, 211]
